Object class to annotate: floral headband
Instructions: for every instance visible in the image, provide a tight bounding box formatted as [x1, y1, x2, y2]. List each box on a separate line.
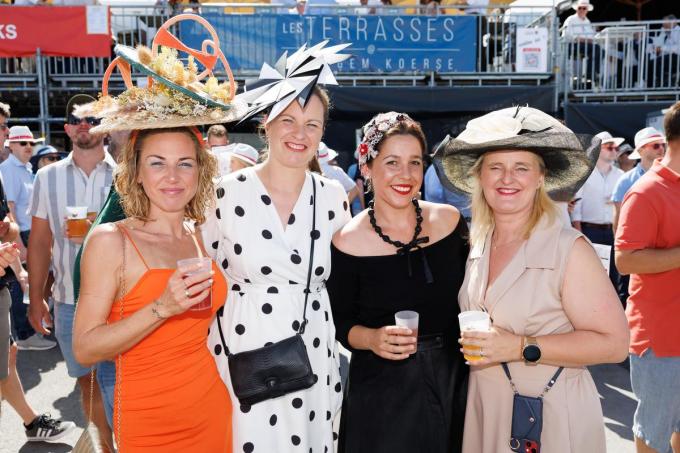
[357, 111, 413, 166]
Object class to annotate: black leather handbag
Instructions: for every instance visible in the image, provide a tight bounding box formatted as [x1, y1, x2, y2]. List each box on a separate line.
[502, 362, 564, 453]
[218, 174, 319, 406]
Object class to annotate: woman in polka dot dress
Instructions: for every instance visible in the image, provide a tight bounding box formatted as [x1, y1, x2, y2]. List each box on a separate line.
[203, 86, 351, 453]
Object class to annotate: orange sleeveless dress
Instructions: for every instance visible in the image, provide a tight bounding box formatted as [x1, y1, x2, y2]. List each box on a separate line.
[107, 227, 232, 452]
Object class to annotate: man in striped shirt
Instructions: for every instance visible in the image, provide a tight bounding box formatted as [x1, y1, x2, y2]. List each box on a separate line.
[27, 94, 115, 452]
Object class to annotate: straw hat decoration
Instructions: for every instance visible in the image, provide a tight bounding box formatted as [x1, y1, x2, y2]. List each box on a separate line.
[76, 14, 247, 133]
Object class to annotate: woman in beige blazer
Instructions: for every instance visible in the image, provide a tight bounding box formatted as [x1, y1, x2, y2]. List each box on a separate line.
[433, 106, 629, 453]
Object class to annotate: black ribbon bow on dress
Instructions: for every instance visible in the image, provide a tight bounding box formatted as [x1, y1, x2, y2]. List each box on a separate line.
[368, 199, 433, 284]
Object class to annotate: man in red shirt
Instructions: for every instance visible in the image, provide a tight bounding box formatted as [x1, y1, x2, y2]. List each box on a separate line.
[616, 102, 680, 453]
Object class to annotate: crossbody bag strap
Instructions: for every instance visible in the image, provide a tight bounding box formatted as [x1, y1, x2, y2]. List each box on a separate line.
[298, 173, 317, 335]
[216, 173, 318, 354]
[501, 362, 564, 399]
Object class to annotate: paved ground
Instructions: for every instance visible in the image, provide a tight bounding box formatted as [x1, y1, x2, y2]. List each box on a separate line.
[1, 346, 636, 452]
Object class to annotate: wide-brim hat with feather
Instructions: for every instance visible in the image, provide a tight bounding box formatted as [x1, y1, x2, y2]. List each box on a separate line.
[433, 106, 601, 200]
[75, 14, 247, 133]
[235, 40, 351, 125]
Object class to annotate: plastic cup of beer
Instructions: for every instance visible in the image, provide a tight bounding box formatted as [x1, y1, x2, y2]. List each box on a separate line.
[395, 310, 419, 352]
[177, 257, 213, 311]
[65, 206, 89, 238]
[458, 311, 491, 362]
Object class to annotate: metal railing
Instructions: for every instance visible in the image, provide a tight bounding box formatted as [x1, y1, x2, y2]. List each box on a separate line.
[1, 4, 679, 138]
[560, 19, 680, 96]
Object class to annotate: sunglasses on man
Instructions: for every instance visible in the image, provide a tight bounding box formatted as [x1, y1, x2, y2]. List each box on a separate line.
[67, 114, 101, 126]
[41, 155, 62, 162]
[647, 143, 666, 151]
[577, 6, 588, 10]
[16, 141, 33, 147]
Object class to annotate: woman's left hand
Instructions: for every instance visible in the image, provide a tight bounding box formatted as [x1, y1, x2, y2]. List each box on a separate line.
[459, 326, 522, 366]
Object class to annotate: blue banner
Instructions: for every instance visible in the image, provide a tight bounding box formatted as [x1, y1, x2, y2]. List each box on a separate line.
[180, 13, 477, 73]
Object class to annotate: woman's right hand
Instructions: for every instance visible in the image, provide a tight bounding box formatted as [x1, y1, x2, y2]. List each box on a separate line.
[154, 265, 214, 318]
[369, 326, 417, 360]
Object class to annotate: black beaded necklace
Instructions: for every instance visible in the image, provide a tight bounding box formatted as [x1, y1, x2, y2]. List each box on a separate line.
[368, 199, 433, 283]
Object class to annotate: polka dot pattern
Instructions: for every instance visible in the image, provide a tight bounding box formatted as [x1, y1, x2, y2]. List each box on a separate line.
[207, 170, 348, 451]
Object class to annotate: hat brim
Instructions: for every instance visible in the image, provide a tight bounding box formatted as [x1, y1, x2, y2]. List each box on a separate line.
[633, 136, 666, 153]
[8, 138, 44, 144]
[29, 152, 67, 167]
[89, 99, 248, 134]
[602, 137, 625, 147]
[230, 153, 257, 166]
[433, 131, 601, 201]
[572, 2, 594, 11]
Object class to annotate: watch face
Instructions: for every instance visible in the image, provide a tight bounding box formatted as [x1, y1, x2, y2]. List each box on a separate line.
[523, 344, 541, 362]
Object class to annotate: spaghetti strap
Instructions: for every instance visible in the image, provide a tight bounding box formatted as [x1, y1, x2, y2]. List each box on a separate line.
[118, 224, 151, 270]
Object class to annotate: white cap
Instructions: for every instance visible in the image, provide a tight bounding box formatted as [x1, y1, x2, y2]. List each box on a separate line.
[317, 142, 339, 164]
[7, 125, 45, 143]
[629, 127, 666, 159]
[226, 143, 259, 166]
[594, 131, 624, 147]
[572, 0, 593, 11]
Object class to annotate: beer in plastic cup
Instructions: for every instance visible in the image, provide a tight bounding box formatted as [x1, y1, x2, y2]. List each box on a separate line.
[395, 310, 419, 352]
[177, 257, 213, 311]
[66, 206, 89, 238]
[458, 310, 491, 362]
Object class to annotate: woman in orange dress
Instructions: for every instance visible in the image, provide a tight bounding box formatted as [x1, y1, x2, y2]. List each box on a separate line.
[73, 127, 231, 452]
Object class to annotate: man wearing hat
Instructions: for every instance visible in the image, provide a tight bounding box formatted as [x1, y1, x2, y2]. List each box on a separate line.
[611, 126, 666, 232]
[562, 0, 600, 86]
[616, 143, 636, 173]
[29, 145, 66, 175]
[0, 126, 59, 352]
[212, 142, 259, 175]
[615, 102, 680, 453]
[1, 126, 44, 247]
[571, 130, 624, 289]
[610, 127, 666, 306]
[27, 93, 115, 450]
[317, 142, 361, 205]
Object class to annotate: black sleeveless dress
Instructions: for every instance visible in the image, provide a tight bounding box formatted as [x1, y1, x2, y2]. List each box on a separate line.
[327, 217, 469, 453]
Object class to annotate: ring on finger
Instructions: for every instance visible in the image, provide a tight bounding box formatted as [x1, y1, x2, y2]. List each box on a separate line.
[480, 347, 484, 358]
[184, 289, 190, 298]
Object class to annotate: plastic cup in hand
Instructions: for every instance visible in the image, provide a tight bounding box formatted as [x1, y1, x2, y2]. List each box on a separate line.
[458, 311, 491, 362]
[395, 310, 419, 352]
[65, 206, 89, 238]
[177, 257, 213, 311]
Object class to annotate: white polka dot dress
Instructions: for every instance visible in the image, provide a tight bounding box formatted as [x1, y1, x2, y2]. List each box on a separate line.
[203, 166, 351, 453]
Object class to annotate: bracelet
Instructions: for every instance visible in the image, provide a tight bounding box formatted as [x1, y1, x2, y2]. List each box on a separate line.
[519, 335, 526, 360]
[150, 300, 167, 320]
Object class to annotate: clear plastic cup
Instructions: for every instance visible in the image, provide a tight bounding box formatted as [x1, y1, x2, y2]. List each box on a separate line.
[177, 257, 213, 311]
[395, 310, 419, 351]
[458, 310, 491, 362]
[65, 206, 89, 238]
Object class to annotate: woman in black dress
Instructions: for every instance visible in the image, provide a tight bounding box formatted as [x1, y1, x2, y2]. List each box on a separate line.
[327, 112, 468, 453]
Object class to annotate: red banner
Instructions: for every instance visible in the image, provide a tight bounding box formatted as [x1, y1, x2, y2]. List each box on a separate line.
[0, 6, 111, 57]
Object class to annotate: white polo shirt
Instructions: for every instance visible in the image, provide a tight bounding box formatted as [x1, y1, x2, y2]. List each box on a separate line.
[29, 151, 116, 304]
[572, 165, 623, 225]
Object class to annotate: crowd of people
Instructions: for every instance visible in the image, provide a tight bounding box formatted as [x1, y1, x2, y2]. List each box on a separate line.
[1, 12, 679, 453]
[562, 0, 680, 89]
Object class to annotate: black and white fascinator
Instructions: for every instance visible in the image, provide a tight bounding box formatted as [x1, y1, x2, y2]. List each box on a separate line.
[235, 41, 351, 124]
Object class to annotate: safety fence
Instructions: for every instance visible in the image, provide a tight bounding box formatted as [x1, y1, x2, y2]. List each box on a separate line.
[0, 4, 678, 137]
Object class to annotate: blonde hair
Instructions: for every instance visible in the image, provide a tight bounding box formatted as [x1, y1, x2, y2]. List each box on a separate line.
[115, 127, 217, 224]
[469, 152, 557, 248]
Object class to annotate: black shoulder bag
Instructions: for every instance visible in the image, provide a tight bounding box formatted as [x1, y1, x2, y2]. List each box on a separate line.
[218, 174, 318, 406]
[502, 362, 564, 453]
